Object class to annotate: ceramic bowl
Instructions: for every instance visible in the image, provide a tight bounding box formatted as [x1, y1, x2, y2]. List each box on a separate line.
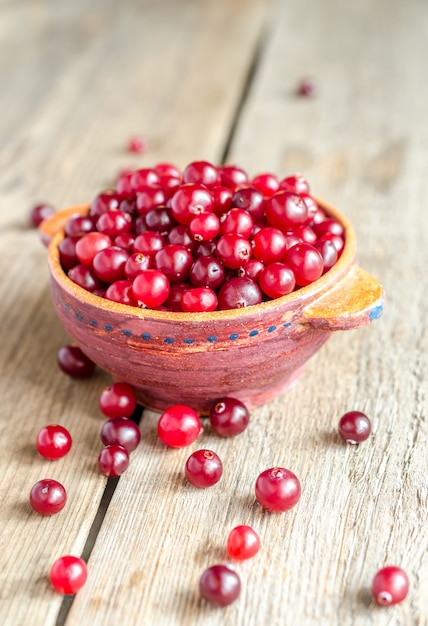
[41, 199, 385, 412]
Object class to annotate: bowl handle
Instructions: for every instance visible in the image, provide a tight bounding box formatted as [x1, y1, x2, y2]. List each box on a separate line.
[38, 204, 90, 247]
[301, 265, 385, 330]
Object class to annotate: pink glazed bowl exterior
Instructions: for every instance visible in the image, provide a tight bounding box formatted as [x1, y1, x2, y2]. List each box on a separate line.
[44, 198, 385, 413]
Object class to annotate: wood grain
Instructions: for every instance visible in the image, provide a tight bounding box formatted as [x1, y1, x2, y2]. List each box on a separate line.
[1, 0, 427, 624]
[0, 1, 268, 624]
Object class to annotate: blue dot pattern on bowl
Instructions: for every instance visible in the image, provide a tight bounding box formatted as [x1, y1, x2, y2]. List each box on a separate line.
[67, 305, 293, 345]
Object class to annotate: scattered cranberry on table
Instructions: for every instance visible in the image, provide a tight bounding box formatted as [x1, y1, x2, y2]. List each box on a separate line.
[100, 417, 141, 452]
[29, 202, 55, 227]
[60, 162, 345, 312]
[338, 411, 372, 444]
[226, 525, 261, 560]
[185, 449, 223, 488]
[29, 479, 67, 515]
[127, 135, 148, 154]
[209, 397, 250, 437]
[199, 564, 241, 607]
[57, 345, 96, 378]
[157, 404, 202, 448]
[36, 425, 72, 460]
[99, 382, 137, 418]
[98, 444, 129, 477]
[372, 566, 409, 606]
[49, 555, 88, 594]
[296, 77, 318, 97]
[255, 467, 301, 512]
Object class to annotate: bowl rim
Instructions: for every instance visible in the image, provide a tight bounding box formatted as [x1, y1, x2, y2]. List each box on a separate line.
[48, 196, 357, 322]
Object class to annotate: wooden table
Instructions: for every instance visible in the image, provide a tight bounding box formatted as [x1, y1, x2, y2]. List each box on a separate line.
[1, 0, 427, 624]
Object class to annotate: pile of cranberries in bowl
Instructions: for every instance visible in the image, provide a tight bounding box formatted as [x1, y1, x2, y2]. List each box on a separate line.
[58, 161, 344, 312]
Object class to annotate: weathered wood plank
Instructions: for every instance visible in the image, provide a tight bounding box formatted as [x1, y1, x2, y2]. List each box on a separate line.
[67, 0, 428, 625]
[0, 1, 268, 624]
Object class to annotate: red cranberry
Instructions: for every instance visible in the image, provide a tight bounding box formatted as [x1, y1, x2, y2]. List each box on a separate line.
[96, 210, 132, 238]
[124, 252, 152, 279]
[189, 255, 225, 290]
[220, 208, 254, 238]
[145, 206, 177, 233]
[167, 225, 196, 250]
[154, 162, 181, 179]
[64, 214, 95, 238]
[99, 382, 137, 418]
[372, 566, 409, 606]
[133, 231, 165, 257]
[130, 168, 160, 192]
[314, 239, 338, 272]
[259, 262, 296, 299]
[189, 212, 220, 241]
[90, 190, 121, 217]
[338, 411, 371, 444]
[68, 264, 105, 293]
[29, 203, 55, 227]
[279, 173, 310, 194]
[157, 404, 202, 448]
[231, 186, 264, 222]
[154, 244, 193, 283]
[30, 479, 67, 515]
[165, 281, 190, 311]
[105, 280, 137, 306]
[183, 160, 220, 186]
[219, 164, 249, 189]
[199, 564, 241, 607]
[58, 236, 80, 270]
[136, 187, 168, 214]
[211, 185, 233, 215]
[49, 556, 88, 595]
[128, 135, 148, 154]
[93, 246, 129, 283]
[227, 525, 261, 560]
[75, 232, 112, 266]
[252, 172, 279, 196]
[296, 77, 317, 97]
[285, 242, 324, 286]
[209, 397, 250, 437]
[239, 258, 264, 281]
[98, 444, 129, 477]
[132, 269, 170, 307]
[36, 425, 72, 460]
[218, 276, 262, 310]
[265, 192, 309, 231]
[252, 227, 288, 264]
[255, 467, 301, 512]
[181, 287, 218, 312]
[170, 184, 214, 225]
[215, 234, 252, 269]
[185, 449, 223, 488]
[57, 345, 96, 378]
[100, 417, 141, 452]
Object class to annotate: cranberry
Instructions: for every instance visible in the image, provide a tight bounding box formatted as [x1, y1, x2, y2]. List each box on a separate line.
[154, 245, 193, 283]
[75, 232, 112, 266]
[68, 264, 105, 293]
[181, 287, 218, 312]
[209, 397, 249, 437]
[136, 187, 168, 214]
[64, 214, 95, 238]
[93, 246, 129, 283]
[185, 449, 223, 488]
[165, 281, 190, 311]
[255, 467, 301, 512]
[99, 382, 137, 418]
[211, 185, 233, 214]
[199, 564, 241, 607]
[105, 280, 137, 306]
[30, 479, 67, 515]
[90, 190, 121, 217]
[189, 255, 225, 290]
[189, 212, 221, 241]
[128, 135, 148, 154]
[98, 444, 129, 477]
[170, 184, 214, 225]
[265, 192, 309, 231]
[252, 227, 288, 264]
[167, 225, 196, 250]
[124, 252, 152, 279]
[231, 186, 264, 222]
[218, 276, 262, 310]
[314, 218, 344, 238]
[259, 262, 296, 299]
[314, 239, 338, 272]
[130, 168, 160, 192]
[49, 556, 88, 594]
[133, 231, 165, 257]
[227, 525, 261, 560]
[58, 236, 80, 271]
[29, 203, 55, 227]
[220, 208, 254, 239]
[132, 269, 170, 307]
[239, 258, 264, 281]
[96, 210, 132, 238]
[318, 232, 344, 255]
[145, 206, 177, 234]
[36, 425, 72, 460]
[285, 242, 324, 286]
[338, 411, 371, 444]
[57, 345, 96, 378]
[279, 174, 310, 194]
[372, 566, 409, 606]
[154, 162, 181, 180]
[296, 77, 317, 97]
[100, 417, 141, 452]
[219, 164, 249, 189]
[183, 160, 220, 186]
[215, 234, 252, 269]
[157, 404, 202, 448]
[252, 172, 279, 196]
